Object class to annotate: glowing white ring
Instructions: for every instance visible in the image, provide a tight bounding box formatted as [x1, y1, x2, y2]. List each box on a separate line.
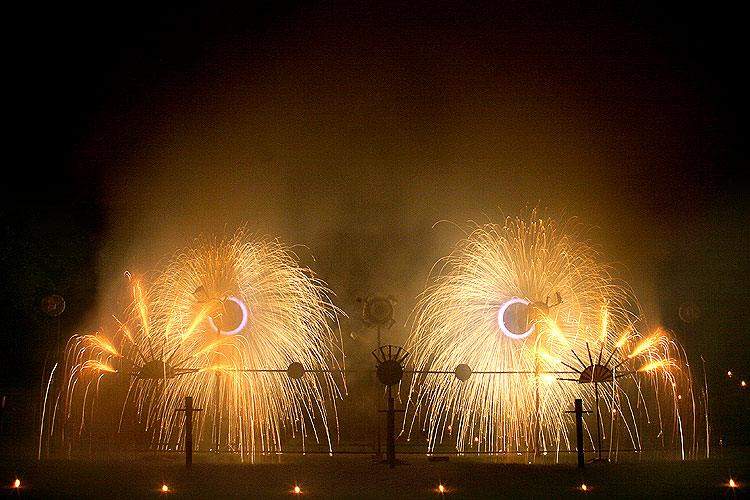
[497, 298, 535, 340]
[208, 296, 248, 336]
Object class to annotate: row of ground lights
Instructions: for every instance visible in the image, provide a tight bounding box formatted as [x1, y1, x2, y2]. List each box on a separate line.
[727, 371, 747, 387]
[8, 478, 742, 495]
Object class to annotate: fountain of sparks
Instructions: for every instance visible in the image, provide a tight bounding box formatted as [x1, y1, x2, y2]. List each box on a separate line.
[51, 229, 345, 460]
[404, 213, 702, 461]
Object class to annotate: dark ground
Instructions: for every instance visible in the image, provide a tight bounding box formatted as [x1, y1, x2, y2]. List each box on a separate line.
[1, 449, 748, 499]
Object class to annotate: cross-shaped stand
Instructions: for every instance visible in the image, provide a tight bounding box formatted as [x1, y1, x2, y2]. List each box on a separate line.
[565, 398, 592, 468]
[175, 396, 203, 468]
[378, 386, 405, 468]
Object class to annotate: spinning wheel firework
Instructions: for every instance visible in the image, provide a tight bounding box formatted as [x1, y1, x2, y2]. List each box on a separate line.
[405, 213, 702, 458]
[54, 229, 344, 459]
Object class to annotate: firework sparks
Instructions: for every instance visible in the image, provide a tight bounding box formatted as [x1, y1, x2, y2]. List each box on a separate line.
[405, 213, 700, 459]
[56, 229, 344, 459]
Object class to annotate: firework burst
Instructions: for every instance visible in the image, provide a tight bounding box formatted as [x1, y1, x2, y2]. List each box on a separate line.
[405, 213, 700, 459]
[58, 229, 344, 458]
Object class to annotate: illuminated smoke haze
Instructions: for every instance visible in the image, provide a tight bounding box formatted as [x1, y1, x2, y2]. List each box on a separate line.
[3, 2, 747, 445]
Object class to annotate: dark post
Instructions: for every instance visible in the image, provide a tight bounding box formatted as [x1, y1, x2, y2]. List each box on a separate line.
[214, 372, 221, 454]
[175, 396, 202, 469]
[386, 386, 395, 468]
[533, 358, 540, 458]
[376, 325, 382, 459]
[575, 398, 584, 468]
[185, 396, 194, 468]
[594, 381, 603, 461]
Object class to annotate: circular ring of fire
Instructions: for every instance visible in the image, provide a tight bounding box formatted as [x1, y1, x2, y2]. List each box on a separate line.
[208, 296, 249, 336]
[497, 298, 535, 340]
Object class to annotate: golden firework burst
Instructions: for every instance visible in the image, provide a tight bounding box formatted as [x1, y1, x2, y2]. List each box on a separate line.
[58, 229, 344, 459]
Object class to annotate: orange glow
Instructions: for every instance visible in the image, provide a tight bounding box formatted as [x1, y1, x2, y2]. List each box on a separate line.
[728, 371, 733, 377]
[629, 333, 660, 358]
[82, 360, 116, 373]
[537, 349, 562, 365]
[13, 479, 20, 488]
[532, 374, 558, 384]
[615, 326, 633, 348]
[742, 381, 747, 387]
[161, 484, 169, 492]
[637, 359, 676, 373]
[294, 485, 301, 494]
[197, 364, 233, 374]
[599, 303, 609, 344]
[543, 318, 571, 348]
[133, 280, 150, 338]
[729, 478, 737, 488]
[581, 483, 588, 491]
[182, 302, 214, 339]
[438, 484, 445, 493]
[191, 337, 227, 358]
[90, 335, 121, 357]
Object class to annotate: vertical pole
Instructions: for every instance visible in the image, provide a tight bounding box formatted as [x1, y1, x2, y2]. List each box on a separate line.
[533, 353, 539, 459]
[214, 372, 220, 454]
[386, 386, 395, 468]
[375, 325, 382, 459]
[575, 398, 584, 468]
[594, 382, 603, 461]
[185, 396, 193, 469]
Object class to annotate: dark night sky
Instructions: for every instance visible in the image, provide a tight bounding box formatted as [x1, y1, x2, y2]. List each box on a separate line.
[2, 1, 748, 440]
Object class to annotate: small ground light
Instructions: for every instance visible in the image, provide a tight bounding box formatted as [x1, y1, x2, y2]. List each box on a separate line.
[728, 371, 733, 377]
[162, 484, 169, 493]
[729, 478, 737, 488]
[438, 484, 445, 493]
[580, 483, 588, 491]
[294, 485, 301, 494]
[742, 381, 746, 387]
[13, 479, 20, 488]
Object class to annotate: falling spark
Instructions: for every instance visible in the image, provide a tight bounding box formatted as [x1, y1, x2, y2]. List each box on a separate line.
[81, 360, 117, 373]
[88, 335, 121, 357]
[599, 303, 609, 344]
[638, 359, 677, 373]
[629, 332, 662, 358]
[615, 326, 633, 349]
